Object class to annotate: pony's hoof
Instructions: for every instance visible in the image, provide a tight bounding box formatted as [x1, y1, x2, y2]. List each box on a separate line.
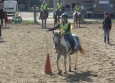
[68, 69, 71, 72]
[64, 71, 67, 74]
[74, 67, 76, 70]
[58, 70, 62, 74]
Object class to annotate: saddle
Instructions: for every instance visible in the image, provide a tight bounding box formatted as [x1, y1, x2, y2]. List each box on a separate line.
[59, 31, 79, 52]
[64, 35, 78, 49]
[41, 9, 48, 18]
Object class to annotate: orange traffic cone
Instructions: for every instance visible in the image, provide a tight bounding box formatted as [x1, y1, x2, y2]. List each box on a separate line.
[45, 53, 52, 74]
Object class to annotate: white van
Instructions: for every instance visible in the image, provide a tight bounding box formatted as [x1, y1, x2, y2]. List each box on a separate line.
[3, 0, 18, 14]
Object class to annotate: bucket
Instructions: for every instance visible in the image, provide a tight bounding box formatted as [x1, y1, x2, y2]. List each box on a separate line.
[13, 17, 22, 24]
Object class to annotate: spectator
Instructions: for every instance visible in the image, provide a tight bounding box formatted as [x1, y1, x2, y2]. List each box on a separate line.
[103, 12, 112, 44]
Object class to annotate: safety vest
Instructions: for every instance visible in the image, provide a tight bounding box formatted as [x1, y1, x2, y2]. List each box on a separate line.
[60, 22, 73, 34]
[75, 6, 81, 12]
[41, 4, 47, 10]
[57, 3, 62, 9]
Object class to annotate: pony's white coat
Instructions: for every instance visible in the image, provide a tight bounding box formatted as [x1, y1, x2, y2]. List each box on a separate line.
[60, 35, 69, 52]
[53, 32, 85, 74]
[60, 34, 79, 52]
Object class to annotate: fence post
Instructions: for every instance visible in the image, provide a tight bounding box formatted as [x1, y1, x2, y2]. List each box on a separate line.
[34, 5, 37, 23]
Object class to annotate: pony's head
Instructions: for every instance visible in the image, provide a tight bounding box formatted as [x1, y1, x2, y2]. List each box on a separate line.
[53, 32, 61, 49]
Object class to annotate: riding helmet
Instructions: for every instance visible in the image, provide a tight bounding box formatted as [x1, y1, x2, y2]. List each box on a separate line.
[60, 13, 68, 19]
[58, 0, 61, 2]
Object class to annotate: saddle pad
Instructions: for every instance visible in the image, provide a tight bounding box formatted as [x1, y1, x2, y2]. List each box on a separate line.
[74, 37, 79, 47]
[64, 35, 78, 49]
[64, 35, 70, 48]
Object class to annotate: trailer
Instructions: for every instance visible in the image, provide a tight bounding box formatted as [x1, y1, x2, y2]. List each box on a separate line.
[3, 0, 18, 15]
[53, 0, 115, 18]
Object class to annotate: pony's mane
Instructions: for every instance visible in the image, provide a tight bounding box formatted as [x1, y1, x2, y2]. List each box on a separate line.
[54, 31, 60, 36]
[54, 32, 59, 35]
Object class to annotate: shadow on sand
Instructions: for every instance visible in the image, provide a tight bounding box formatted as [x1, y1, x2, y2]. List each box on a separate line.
[0, 40, 6, 43]
[73, 26, 87, 29]
[79, 26, 87, 28]
[2, 27, 11, 29]
[109, 43, 115, 46]
[65, 71, 93, 82]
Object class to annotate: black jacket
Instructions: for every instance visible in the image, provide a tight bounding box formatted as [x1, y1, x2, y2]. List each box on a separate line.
[103, 17, 111, 29]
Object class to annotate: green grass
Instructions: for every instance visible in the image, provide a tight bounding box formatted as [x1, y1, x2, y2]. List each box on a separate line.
[112, 20, 115, 22]
[22, 20, 34, 24]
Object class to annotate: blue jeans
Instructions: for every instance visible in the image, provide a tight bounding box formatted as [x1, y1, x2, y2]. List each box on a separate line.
[65, 33, 74, 41]
[65, 33, 75, 50]
[104, 27, 110, 43]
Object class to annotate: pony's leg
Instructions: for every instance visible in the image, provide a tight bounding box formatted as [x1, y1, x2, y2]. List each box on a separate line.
[57, 16, 59, 24]
[68, 54, 72, 72]
[74, 52, 78, 70]
[5, 20, 6, 27]
[76, 18, 78, 28]
[5, 18, 7, 27]
[79, 19, 80, 28]
[0, 28, 1, 36]
[74, 20, 76, 28]
[58, 16, 60, 23]
[54, 15, 55, 27]
[42, 20, 43, 28]
[64, 55, 67, 74]
[1, 19, 3, 26]
[56, 53, 62, 74]
[45, 19, 46, 28]
[56, 16, 57, 25]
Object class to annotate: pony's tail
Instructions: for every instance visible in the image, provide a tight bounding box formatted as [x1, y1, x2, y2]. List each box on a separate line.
[79, 44, 86, 56]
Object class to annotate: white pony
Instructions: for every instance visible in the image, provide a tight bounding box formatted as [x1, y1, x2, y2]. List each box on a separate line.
[53, 31, 86, 74]
[73, 11, 82, 28]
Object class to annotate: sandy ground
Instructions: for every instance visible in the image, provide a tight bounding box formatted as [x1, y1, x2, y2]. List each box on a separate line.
[0, 23, 115, 83]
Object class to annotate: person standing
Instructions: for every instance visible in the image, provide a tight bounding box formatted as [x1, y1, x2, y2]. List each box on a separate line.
[103, 12, 111, 44]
